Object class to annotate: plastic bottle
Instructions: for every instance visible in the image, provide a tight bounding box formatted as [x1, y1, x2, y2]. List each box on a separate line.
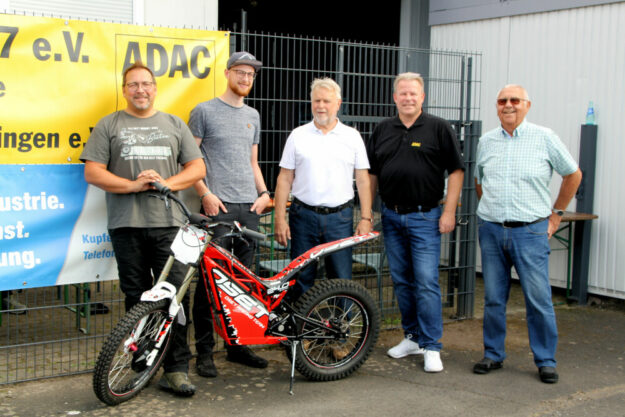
[585, 101, 595, 125]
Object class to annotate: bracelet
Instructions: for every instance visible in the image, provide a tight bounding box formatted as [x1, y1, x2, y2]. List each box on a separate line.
[200, 191, 211, 201]
[361, 217, 374, 223]
[258, 190, 271, 198]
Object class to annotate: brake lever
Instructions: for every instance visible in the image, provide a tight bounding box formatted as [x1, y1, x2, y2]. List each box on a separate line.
[148, 193, 170, 210]
[148, 182, 171, 210]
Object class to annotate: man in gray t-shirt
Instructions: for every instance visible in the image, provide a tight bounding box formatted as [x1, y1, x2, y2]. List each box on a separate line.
[188, 51, 270, 377]
[81, 62, 205, 397]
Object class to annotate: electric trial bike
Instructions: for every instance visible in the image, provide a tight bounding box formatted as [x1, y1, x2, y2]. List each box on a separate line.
[92, 183, 381, 405]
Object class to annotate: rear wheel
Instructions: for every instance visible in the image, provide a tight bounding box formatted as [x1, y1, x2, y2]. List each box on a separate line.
[93, 300, 172, 405]
[288, 279, 380, 381]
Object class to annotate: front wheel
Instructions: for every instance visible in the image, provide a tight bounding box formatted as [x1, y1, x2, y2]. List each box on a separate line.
[93, 300, 173, 405]
[288, 279, 380, 381]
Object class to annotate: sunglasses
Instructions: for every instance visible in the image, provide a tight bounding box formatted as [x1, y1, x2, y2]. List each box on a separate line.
[497, 97, 528, 105]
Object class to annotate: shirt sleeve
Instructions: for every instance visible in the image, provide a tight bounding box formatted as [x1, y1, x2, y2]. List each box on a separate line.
[187, 104, 205, 139]
[474, 137, 484, 184]
[353, 130, 370, 170]
[441, 121, 465, 173]
[546, 130, 578, 176]
[279, 133, 296, 169]
[252, 109, 261, 146]
[79, 116, 111, 165]
[177, 117, 203, 165]
[366, 125, 381, 176]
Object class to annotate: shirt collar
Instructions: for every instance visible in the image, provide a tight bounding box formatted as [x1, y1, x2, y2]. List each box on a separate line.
[392, 112, 427, 129]
[500, 119, 528, 138]
[311, 118, 345, 135]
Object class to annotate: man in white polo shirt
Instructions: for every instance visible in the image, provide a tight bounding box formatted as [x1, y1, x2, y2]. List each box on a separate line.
[274, 77, 373, 301]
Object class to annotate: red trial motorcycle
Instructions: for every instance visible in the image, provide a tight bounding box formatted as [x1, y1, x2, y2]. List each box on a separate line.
[92, 183, 381, 405]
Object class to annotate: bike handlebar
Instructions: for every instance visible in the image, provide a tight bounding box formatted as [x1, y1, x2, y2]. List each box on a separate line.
[240, 227, 267, 241]
[151, 181, 171, 195]
[150, 182, 265, 241]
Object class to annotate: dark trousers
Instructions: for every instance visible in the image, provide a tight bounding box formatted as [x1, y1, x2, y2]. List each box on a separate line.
[193, 203, 260, 355]
[287, 202, 354, 301]
[109, 227, 192, 373]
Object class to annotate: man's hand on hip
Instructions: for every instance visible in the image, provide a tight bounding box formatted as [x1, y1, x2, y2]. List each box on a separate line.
[201, 193, 227, 216]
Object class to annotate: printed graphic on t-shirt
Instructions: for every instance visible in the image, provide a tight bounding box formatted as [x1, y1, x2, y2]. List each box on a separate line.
[119, 126, 172, 160]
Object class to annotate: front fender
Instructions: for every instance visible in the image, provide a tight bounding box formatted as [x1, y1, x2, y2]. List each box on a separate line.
[140, 282, 186, 325]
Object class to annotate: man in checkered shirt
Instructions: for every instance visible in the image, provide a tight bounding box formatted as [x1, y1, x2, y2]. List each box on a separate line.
[473, 84, 582, 384]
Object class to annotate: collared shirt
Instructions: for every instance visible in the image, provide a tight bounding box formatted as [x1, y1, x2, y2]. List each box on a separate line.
[366, 112, 465, 207]
[279, 120, 369, 207]
[475, 120, 578, 223]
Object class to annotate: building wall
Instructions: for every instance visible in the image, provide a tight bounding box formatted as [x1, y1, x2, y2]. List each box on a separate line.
[429, 0, 621, 25]
[3, 0, 218, 28]
[431, 2, 625, 298]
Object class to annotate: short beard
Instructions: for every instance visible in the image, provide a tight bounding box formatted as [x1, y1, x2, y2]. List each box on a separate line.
[229, 79, 252, 97]
[130, 94, 151, 111]
[314, 114, 334, 126]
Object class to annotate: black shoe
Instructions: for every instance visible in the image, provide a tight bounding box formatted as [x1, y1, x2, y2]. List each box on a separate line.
[473, 357, 503, 374]
[196, 354, 218, 378]
[539, 366, 559, 384]
[226, 346, 268, 369]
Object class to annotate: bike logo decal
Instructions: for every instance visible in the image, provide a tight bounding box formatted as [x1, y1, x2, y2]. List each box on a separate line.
[213, 269, 269, 322]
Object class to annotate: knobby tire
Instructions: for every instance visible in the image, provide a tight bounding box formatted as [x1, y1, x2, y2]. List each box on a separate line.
[93, 300, 172, 405]
[288, 279, 380, 381]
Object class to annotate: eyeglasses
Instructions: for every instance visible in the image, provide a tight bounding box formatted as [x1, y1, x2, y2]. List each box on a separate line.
[232, 69, 257, 80]
[125, 81, 155, 91]
[497, 97, 527, 106]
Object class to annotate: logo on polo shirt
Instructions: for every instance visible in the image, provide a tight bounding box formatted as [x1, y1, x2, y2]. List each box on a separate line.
[411, 141, 421, 147]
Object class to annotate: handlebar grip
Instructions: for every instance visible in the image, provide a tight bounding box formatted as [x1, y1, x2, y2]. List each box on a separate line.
[241, 227, 266, 241]
[151, 182, 171, 195]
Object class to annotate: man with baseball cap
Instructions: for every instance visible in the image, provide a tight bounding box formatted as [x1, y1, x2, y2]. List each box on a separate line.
[226, 51, 262, 71]
[188, 51, 270, 378]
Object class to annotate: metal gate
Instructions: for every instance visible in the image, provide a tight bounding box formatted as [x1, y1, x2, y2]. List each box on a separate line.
[0, 31, 481, 384]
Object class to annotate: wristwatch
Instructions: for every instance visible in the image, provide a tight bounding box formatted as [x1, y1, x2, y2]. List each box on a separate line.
[258, 190, 271, 198]
[552, 209, 564, 216]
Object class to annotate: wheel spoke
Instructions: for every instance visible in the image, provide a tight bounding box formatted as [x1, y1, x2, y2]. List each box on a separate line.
[93, 300, 173, 405]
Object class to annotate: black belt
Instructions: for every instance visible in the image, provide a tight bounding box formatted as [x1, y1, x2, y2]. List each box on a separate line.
[498, 217, 548, 228]
[292, 197, 353, 214]
[390, 204, 436, 214]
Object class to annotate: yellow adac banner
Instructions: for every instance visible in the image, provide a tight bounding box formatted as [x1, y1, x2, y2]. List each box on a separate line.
[0, 13, 229, 164]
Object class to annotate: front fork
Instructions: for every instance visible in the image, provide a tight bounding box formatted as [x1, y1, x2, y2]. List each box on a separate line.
[127, 255, 199, 363]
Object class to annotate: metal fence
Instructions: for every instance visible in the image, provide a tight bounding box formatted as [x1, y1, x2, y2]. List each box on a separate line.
[0, 31, 481, 384]
[237, 31, 482, 322]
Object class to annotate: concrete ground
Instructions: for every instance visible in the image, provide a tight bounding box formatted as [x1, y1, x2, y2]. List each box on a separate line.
[1, 284, 624, 417]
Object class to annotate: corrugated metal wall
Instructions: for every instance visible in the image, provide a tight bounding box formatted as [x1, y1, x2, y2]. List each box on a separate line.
[8, 0, 133, 22]
[431, 2, 625, 299]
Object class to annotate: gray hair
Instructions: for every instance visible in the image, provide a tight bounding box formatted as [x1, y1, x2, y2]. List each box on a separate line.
[310, 78, 341, 100]
[498, 84, 530, 101]
[393, 72, 424, 92]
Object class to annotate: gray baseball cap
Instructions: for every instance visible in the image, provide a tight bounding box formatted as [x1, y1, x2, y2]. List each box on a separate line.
[227, 51, 262, 71]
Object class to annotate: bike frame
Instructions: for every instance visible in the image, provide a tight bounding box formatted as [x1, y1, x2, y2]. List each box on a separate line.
[149, 221, 379, 347]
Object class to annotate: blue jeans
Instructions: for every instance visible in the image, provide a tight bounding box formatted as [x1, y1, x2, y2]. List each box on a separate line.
[478, 218, 557, 368]
[382, 205, 443, 351]
[288, 202, 353, 299]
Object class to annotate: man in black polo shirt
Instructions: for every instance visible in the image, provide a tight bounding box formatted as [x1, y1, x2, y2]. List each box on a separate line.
[367, 72, 464, 373]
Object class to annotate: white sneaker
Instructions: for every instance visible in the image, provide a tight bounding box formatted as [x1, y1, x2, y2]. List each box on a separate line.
[387, 337, 425, 358]
[424, 350, 443, 373]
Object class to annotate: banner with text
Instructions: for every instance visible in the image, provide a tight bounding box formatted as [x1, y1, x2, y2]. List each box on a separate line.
[0, 14, 228, 290]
